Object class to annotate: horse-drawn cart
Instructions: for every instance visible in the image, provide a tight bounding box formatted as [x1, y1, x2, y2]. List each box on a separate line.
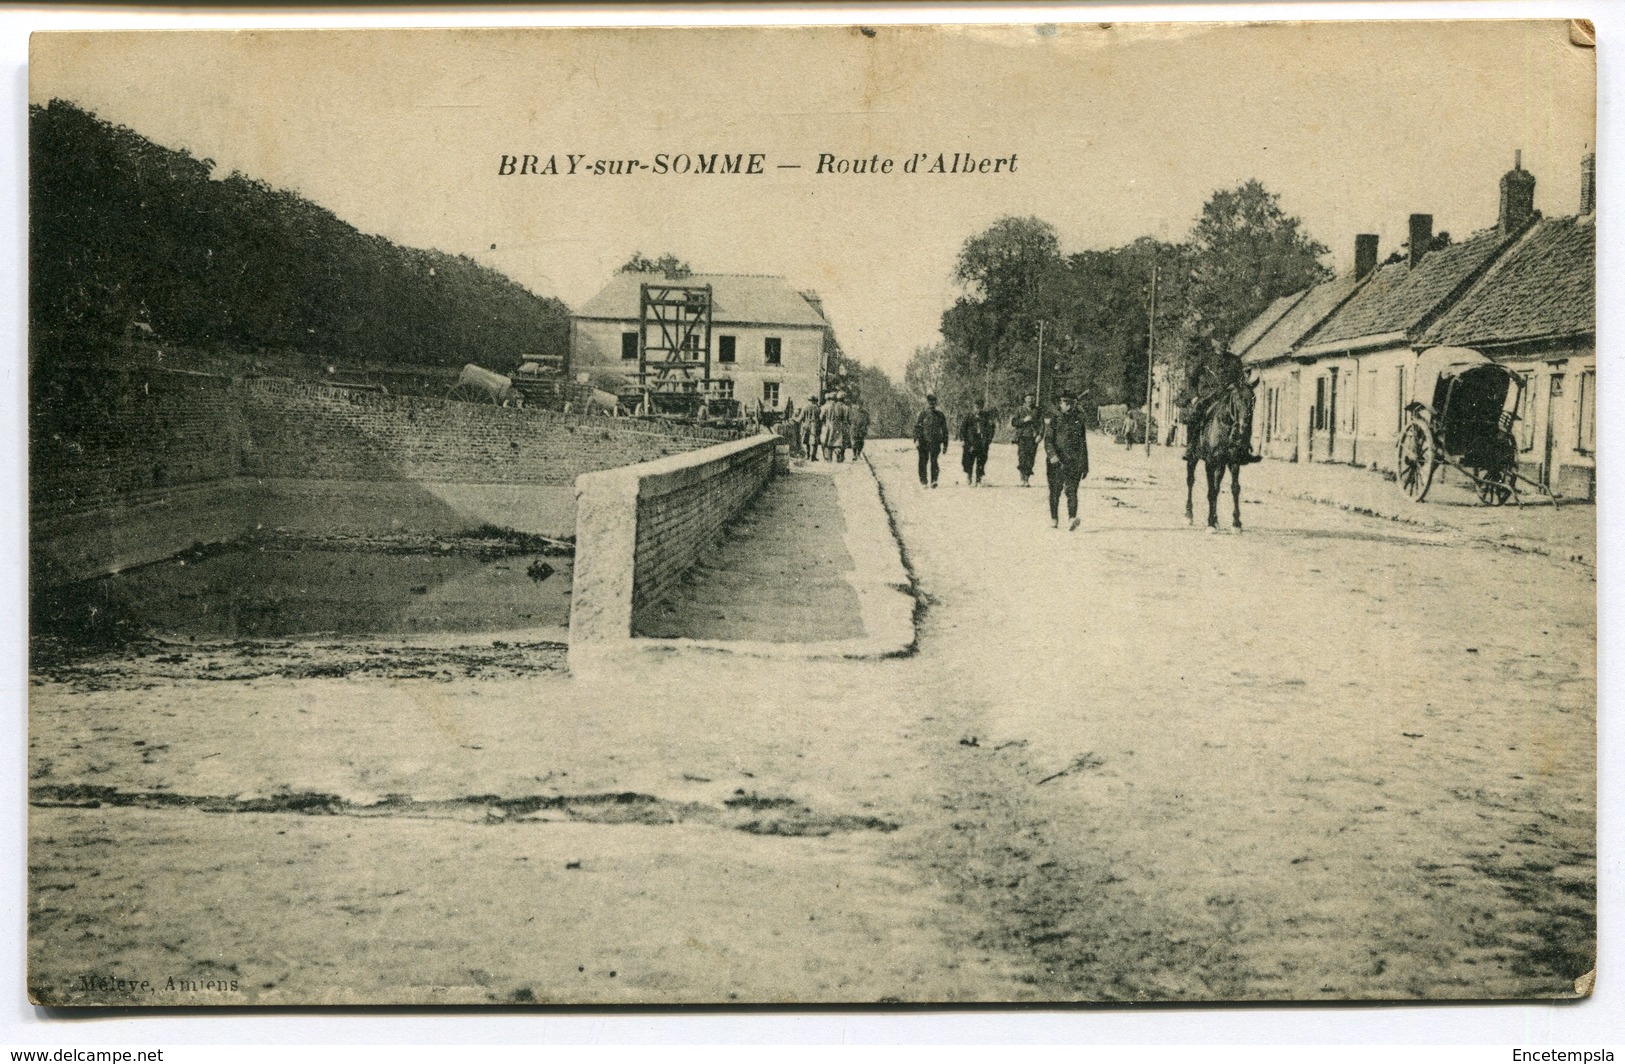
[1395, 347, 1556, 507]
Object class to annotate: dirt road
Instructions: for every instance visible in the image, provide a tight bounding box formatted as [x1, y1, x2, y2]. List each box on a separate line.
[866, 438, 1593, 1000]
[28, 438, 1594, 1004]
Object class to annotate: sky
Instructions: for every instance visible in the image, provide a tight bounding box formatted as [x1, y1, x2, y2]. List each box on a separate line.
[28, 20, 1595, 381]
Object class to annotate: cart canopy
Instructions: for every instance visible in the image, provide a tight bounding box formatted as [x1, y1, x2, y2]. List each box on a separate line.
[1414, 346, 1522, 468]
[1413, 347, 1495, 408]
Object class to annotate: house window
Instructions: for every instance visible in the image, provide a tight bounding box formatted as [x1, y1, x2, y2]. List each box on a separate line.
[1313, 376, 1328, 431]
[682, 333, 702, 360]
[764, 337, 782, 365]
[1578, 369, 1595, 452]
[714, 378, 734, 400]
[621, 331, 638, 360]
[718, 335, 736, 363]
[762, 381, 780, 405]
[1396, 366, 1408, 432]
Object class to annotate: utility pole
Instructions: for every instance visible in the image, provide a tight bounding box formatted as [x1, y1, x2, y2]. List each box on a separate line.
[1035, 320, 1046, 409]
[1145, 265, 1158, 457]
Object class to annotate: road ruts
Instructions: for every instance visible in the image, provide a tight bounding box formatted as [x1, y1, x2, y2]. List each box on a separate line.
[870, 436, 1595, 1001]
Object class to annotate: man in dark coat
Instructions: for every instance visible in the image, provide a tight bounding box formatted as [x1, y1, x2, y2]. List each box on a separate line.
[849, 401, 871, 458]
[1010, 392, 1042, 487]
[1043, 391, 1090, 530]
[958, 398, 995, 486]
[798, 394, 822, 461]
[913, 393, 949, 488]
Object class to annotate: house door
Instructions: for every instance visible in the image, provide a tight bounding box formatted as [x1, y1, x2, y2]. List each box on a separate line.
[1542, 374, 1565, 489]
[1327, 367, 1339, 461]
[1288, 369, 1301, 462]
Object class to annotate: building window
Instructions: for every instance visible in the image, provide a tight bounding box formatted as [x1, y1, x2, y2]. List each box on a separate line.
[713, 378, 734, 400]
[718, 335, 736, 363]
[764, 337, 782, 365]
[1578, 369, 1595, 452]
[621, 331, 638, 360]
[1396, 366, 1408, 432]
[1313, 376, 1328, 431]
[682, 333, 702, 360]
[762, 381, 780, 406]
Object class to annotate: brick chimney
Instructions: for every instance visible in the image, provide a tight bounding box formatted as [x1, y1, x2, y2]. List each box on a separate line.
[1408, 214, 1433, 269]
[1354, 234, 1379, 281]
[1499, 150, 1537, 235]
[1580, 151, 1596, 215]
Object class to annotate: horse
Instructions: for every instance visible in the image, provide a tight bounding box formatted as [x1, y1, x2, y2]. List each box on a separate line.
[1184, 380, 1257, 531]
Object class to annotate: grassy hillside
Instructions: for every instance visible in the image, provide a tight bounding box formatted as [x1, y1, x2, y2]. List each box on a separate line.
[30, 99, 569, 373]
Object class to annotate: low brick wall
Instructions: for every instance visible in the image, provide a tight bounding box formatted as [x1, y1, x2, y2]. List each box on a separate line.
[237, 379, 732, 485]
[30, 366, 736, 585]
[569, 434, 778, 658]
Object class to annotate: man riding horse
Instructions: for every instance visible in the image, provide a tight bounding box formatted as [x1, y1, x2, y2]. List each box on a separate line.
[1177, 350, 1263, 466]
[1180, 349, 1262, 530]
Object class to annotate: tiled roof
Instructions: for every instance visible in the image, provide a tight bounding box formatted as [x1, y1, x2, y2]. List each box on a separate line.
[575, 272, 829, 328]
[1239, 275, 1363, 366]
[1231, 292, 1304, 356]
[1306, 227, 1511, 347]
[1423, 216, 1595, 347]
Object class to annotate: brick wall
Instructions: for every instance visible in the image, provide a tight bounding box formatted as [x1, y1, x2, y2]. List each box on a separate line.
[631, 442, 777, 622]
[237, 379, 730, 485]
[569, 434, 778, 657]
[31, 370, 733, 523]
[30, 367, 737, 584]
[31, 368, 244, 520]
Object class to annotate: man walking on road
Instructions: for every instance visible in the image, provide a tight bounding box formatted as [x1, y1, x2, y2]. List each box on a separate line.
[959, 398, 995, 486]
[1043, 391, 1090, 529]
[1011, 392, 1042, 487]
[822, 391, 851, 462]
[799, 394, 822, 462]
[849, 400, 871, 458]
[913, 393, 949, 488]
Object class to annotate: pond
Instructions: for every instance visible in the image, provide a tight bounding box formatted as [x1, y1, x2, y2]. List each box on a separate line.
[33, 540, 574, 647]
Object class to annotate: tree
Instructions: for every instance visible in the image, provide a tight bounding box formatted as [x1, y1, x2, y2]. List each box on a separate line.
[941, 216, 1064, 405]
[29, 99, 570, 374]
[618, 251, 693, 279]
[845, 358, 914, 438]
[903, 342, 946, 405]
[1184, 180, 1331, 353]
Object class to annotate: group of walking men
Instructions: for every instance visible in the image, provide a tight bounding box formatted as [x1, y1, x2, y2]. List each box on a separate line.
[912, 390, 1090, 530]
[796, 391, 869, 463]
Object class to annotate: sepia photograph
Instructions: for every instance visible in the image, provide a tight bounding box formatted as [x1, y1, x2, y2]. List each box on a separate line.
[22, 18, 1598, 1008]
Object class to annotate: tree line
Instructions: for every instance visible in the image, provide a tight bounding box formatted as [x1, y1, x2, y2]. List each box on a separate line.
[907, 181, 1333, 428]
[30, 99, 570, 372]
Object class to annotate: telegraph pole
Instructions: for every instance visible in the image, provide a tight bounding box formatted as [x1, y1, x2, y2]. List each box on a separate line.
[1145, 265, 1158, 457]
[1034, 320, 1046, 409]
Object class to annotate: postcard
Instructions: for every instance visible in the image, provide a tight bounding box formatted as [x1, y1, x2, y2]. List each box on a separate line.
[26, 20, 1596, 1005]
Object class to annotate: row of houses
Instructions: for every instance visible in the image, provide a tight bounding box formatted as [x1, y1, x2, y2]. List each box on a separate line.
[570, 271, 838, 413]
[1225, 154, 1597, 500]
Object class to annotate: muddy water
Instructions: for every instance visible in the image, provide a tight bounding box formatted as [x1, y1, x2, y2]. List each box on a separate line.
[33, 543, 573, 644]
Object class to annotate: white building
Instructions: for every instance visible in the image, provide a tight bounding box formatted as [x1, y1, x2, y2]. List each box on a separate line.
[1234, 155, 1596, 499]
[571, 272, 833, 417]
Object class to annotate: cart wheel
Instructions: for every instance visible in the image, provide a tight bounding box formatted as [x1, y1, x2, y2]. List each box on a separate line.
[446, 384, 498, 404]
[1396, 422, 1435, 502]
[1473, 469, 1513, 506]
